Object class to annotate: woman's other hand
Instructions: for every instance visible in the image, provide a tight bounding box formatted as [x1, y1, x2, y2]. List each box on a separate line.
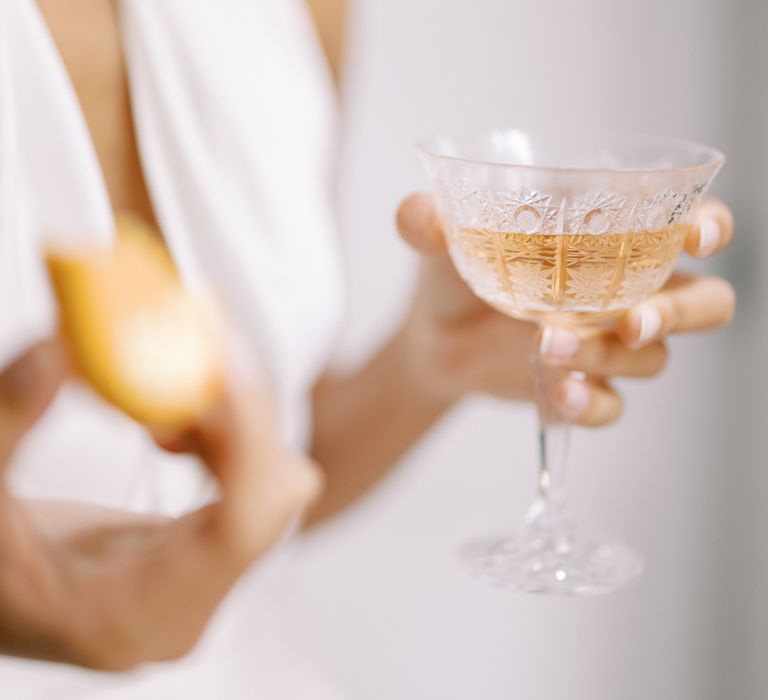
[0, 341, 322, 670]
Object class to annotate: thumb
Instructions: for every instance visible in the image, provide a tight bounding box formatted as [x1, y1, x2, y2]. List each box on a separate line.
[396, 193, 447, 255]
[0, 340, 67, 468]
[177, 380, 322, 562]
[397, 192, 487, 321]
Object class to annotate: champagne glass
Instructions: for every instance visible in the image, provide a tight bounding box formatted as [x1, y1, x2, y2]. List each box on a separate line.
[418, 129, 724, 595]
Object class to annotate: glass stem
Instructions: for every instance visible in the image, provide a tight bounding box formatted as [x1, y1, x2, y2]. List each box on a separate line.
[529, 331, 572, 528]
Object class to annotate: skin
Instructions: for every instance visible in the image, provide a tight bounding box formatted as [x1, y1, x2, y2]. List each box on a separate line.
[3, 0, 735, 666]
[305, 0, 348, 83]
[0, 341, 321, 669]
[36, 0, 158, 227]
[309, 195, 734, 522]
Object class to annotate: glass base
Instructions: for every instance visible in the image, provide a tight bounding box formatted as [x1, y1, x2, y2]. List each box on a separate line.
[461, 505, 643, 595]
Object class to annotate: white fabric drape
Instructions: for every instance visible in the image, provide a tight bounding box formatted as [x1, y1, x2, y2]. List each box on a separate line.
[0, 1, 345, 697]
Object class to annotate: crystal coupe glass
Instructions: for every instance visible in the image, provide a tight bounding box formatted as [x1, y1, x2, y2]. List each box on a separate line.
[418, 129, 723, 594]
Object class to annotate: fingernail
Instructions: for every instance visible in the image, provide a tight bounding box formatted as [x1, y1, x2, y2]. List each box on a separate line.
[698, 218, 720, 256]
[539, 327, 579, 359]
[635, 305, 661, 347]
[558, 378, 590, 418]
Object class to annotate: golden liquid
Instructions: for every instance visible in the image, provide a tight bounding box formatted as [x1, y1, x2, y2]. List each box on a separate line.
[446, 225, 688, 324]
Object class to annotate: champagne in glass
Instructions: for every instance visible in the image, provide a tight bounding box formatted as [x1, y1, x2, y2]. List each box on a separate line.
[419, 129, 723, 594]
[447, 224, 690, 323]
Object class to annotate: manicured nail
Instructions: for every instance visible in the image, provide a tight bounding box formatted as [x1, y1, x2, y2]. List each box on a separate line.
[558, 378, 590, 418]
[635, 305, 661, 347]
[539, 327, 579, 359]
[698, 218, 720, 257]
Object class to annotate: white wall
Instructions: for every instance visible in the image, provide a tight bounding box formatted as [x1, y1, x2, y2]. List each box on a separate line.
[292, 1, 768, 698]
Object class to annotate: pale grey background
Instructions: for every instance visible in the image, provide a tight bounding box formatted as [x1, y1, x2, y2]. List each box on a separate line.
[292, 1, 768, 698]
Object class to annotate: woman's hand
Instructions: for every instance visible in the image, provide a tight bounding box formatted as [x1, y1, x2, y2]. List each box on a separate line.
[396, 194, 735, 426]
[0, 341, 322, 670]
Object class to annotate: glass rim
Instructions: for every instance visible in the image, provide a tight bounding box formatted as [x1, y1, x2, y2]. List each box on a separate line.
[415, 127, 726, 175]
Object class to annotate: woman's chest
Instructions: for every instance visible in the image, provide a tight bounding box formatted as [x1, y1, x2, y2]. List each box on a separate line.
[36, 0, 156, 226]
[4, 0, 344, 446]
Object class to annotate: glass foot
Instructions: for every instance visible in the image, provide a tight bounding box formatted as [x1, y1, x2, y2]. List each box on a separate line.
[461, 524, 643, 595]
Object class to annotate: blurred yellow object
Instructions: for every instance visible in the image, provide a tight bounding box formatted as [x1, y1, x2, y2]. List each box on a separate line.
[47, 215, 223, 429]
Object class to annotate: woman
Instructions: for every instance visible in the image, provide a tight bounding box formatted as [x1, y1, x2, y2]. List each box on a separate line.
[0, 0, 735, 696]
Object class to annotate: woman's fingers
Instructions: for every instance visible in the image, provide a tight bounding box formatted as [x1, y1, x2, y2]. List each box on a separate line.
[396, 192, 446, 254]
[685, 198, 734, 258]
[151, 365, 322, 564]
[540, 272, 735, 369]
[70, 387, 327, 669]
[554, 376, 623, 428]
[186, 380, 322, 560]
[0, 341, 67, 468]
[616, 274, 736, 348]
[397, 193, 487, 320]
[540, 326, 668, 377]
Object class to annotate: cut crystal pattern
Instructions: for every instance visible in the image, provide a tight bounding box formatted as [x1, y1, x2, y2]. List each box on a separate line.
[566, 265, 612, 303]
[619, 265, 662, 304]
[568, 192, 628, 234]
[507, 262, 553, 302]
[494, 188, 559, 233]
[445, 227, 687, 317]
[435, 179, 702, 316]
[435, 180, 708, 234]
[452, 250, 505, 304]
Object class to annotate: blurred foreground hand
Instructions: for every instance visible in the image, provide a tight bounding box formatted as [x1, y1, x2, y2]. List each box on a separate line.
[0, 341, 321, 670]
[397, 194, 735, 426]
